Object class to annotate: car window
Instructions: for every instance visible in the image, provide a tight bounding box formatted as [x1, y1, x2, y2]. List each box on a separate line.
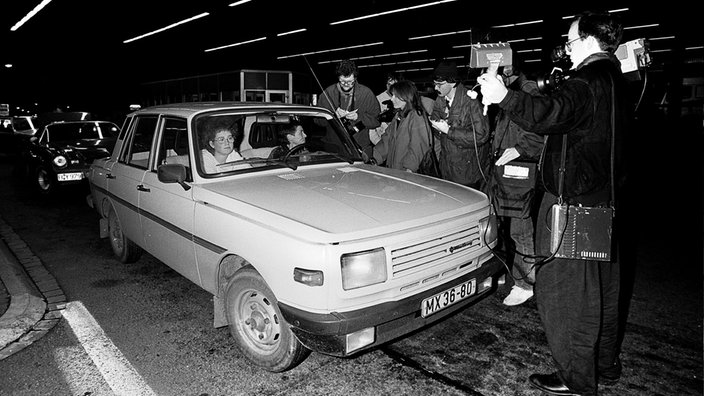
[96, 122, 120, 138]
[157, 118, 191, 178]
[122, 116, 158, 169]
[43, 123, 83, 143]
[78, 123, 101, 139]
[194, 110, 360, 177]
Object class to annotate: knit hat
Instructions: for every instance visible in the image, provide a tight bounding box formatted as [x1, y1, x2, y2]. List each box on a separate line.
[433, 61, 458, 81]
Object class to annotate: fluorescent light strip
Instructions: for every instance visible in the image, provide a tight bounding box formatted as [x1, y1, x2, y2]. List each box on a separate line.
[650, 49, 672, 53]
[228, 0, 252, 6]
[409, 29, 472, 40]
[562, 8, 629, 20]
[624, 24, 659, 30]
[491, 20, 543, 28]
[395, 67, 434, 72]
[516, 49, 542, 53]
[277, 28, 307, 37]
[277, 41, 383, 59]
[205, 36, 267, 52]
[123, 12, 210, 43]
[330, 0, 456, 26]
[649, 36, 675, 41]
[10, 0, 53, 31]
[506, 36, 543, 43]
[686, 46, 704, 50]
[524, 59, 542, 63]
[319, 49, 428, 64]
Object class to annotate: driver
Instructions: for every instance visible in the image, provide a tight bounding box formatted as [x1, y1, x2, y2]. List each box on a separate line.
[269, 121, 307, 159]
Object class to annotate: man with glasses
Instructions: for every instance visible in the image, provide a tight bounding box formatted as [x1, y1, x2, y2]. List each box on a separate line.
[428, 60, 491, 191]
[317, 59, 380, 159]
[478, 11, 628, 395]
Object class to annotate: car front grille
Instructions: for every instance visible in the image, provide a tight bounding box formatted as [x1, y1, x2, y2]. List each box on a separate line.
[391, 225, 482, 278]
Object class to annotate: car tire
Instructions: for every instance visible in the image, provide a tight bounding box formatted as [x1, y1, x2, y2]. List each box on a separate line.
[35, 165, 55, 194]
[107, 207, 142, 263]
[225, 267, 310, 372]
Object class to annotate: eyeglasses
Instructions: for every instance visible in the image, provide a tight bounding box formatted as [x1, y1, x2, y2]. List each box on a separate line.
[338, 78, 355, 86]
[565, 37, 580, 51]
[213, 135, 234, 143]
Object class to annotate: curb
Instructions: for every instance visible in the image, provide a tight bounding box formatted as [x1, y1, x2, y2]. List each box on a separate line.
[0, 217, 66, 360]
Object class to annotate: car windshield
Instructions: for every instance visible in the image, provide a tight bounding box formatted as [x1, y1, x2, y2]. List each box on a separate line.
[193, 110, 362, 177]
[44, 122, 118, 143]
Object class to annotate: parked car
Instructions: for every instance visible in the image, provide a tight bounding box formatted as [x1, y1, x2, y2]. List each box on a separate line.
[0, 116, 38, 154]
[15, 120, 119, 194]
[87, 102, 502, 372]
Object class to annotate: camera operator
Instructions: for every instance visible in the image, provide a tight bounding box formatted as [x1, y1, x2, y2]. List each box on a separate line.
[478, 11, 629, 395]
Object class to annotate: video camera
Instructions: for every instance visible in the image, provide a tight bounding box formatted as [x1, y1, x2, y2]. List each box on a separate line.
[537, 38, 651, 93]
[377, 99, 396, 123]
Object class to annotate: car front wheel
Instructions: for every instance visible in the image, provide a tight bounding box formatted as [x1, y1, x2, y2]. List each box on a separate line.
[107, 207, 142, 263]
[225, 267, 309, 372]
[35, 166, 54, 194]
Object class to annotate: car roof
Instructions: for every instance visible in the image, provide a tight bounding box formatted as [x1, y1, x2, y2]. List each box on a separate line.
[129, 101, 333, 118]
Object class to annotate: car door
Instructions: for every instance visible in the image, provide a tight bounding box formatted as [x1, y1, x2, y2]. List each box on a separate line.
[139, 117, 200, 285]
[107, 115, 158, 247]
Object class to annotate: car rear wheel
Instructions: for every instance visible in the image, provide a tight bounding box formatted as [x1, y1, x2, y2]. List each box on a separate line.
[107, 207, 142, 263]
[35, 166, 55, 194]
[225, 267, 309, 372]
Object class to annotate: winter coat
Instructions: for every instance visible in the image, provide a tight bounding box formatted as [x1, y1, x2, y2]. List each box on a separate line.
[497, 53, 629, 206]
[373, 108, 431, 172]
[318, 82, 381, 154]
[431, 82, 491, 187]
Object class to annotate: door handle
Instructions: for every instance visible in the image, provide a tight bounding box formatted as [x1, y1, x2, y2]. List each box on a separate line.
[137, 184, 150, 192]
[106, 173, 115, 179]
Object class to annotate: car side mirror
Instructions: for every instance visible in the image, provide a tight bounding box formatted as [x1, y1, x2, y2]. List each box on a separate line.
[158, 163, 191, 191]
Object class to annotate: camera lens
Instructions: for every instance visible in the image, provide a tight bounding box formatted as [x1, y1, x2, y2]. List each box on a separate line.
[551, 45, 567, 63]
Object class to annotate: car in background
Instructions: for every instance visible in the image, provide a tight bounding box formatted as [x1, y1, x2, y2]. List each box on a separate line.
[0, 116, 38, 154]
[15, 120, 120, 194]
[87, 102, 502, 372]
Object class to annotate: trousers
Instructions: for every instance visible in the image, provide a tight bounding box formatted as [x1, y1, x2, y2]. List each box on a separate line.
[535, 193, 621, 395]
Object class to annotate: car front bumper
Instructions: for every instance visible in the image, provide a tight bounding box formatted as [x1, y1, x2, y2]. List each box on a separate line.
[278, 255, 503, 357]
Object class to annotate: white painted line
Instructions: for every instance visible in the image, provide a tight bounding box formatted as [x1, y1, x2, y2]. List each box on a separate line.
[62, 301, 157, 396]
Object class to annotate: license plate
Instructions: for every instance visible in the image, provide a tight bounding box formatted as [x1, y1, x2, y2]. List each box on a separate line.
[421, 279, 476, 318]
[57, 172, 83, 181]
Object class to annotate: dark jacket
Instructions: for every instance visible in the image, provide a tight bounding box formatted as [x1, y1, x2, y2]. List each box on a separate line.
[431, 82, 491, 187]
[373, 108, 431, 172]
[318, 82, 381, 153]
[492, 75, 544, 160]
[498, 53, 628, 206]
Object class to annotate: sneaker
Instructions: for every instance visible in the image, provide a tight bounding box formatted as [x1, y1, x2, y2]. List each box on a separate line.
[503, 285, 534, 306]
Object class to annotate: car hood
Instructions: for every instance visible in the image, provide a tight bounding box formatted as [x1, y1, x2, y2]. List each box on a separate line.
[195, 165, 487, 235]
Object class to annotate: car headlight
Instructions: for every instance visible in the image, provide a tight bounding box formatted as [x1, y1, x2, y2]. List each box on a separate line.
[53, 155, 67, 167]
[341, 248, 387, 290]
[479, 210, 498, 247]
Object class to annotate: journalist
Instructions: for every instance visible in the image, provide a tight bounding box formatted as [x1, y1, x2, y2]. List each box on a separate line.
[478, 11, 629, 396]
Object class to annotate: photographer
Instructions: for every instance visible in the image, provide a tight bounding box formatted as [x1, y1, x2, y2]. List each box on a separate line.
[478, 11, 629, 395]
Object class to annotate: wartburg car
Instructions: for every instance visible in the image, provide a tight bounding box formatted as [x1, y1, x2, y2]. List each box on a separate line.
[87, 102, 502, 372]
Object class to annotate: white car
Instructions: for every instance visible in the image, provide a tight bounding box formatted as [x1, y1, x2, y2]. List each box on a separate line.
[87, 102, 502, 372]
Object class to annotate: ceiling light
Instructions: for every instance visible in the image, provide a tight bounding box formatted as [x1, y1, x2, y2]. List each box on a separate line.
[278, 42, 383, 59]
[205, 36, 267, 52]
[624, 24, 659, 30]
[491, 20, 543, 28]
[228, 0, 252, 6]
[409, 29, 471, 40]
[330, 0, 456, 26]
[10, 0, 53, 31]
[277, 28, 307, 37]
[123, 13, 210, 44]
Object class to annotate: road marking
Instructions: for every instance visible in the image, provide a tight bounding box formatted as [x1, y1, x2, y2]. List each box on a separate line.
[62, 301, 157, 396]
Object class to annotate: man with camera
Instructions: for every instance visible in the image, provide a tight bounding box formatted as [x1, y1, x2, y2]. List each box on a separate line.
[478, 11, 628, 396]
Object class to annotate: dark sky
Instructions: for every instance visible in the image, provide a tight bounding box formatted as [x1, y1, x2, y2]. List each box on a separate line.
[0, 1, 699, 114]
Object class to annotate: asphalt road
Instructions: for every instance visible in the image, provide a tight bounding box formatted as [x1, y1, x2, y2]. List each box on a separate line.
[0, 155, 700, 396]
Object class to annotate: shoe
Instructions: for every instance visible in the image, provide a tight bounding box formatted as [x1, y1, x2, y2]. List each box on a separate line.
[502, 285, 533, 306]
[528, 373, 580, 396]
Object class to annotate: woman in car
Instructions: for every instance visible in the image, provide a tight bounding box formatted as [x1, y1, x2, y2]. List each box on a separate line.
[200, 117, 246, 173]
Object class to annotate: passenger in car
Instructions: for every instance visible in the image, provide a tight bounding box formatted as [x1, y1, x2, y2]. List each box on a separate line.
[200, 117, 246, 173]
[268, 121, 307, 159]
